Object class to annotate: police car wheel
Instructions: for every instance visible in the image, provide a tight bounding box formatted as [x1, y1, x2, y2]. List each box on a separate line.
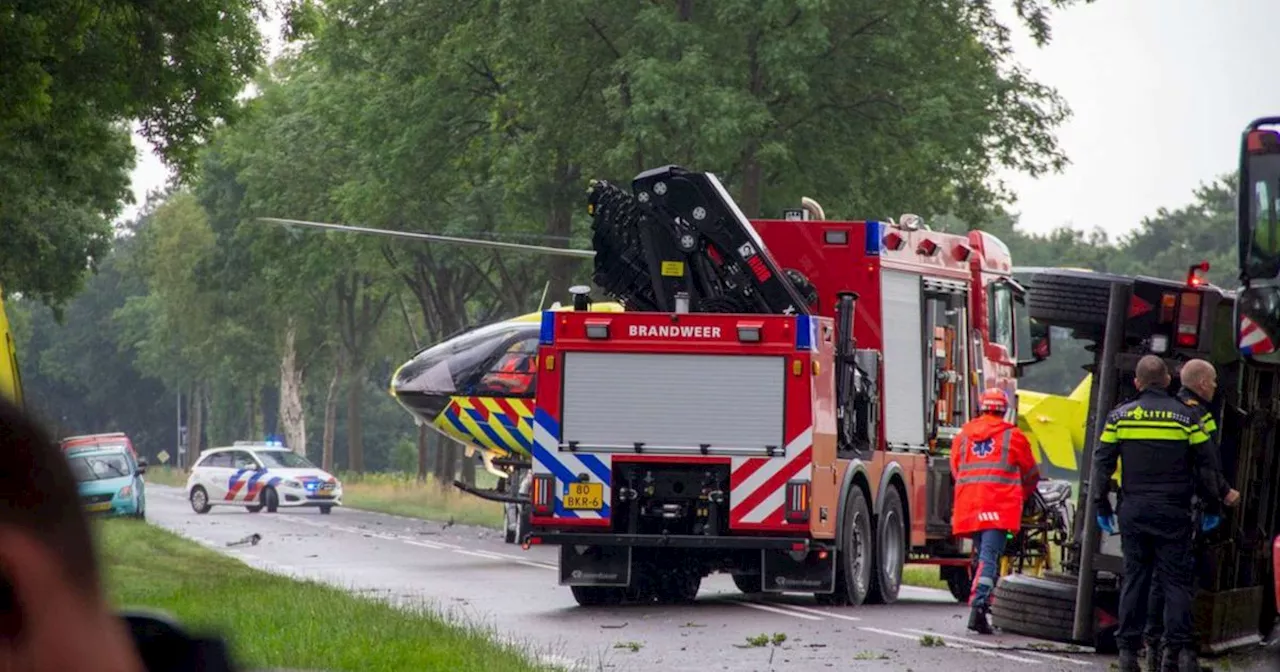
[263, 487, 279, 513]
[189, 486, 211, 514]
[245, 504, 263, 513]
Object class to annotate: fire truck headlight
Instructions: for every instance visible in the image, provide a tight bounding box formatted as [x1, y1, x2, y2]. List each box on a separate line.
[585, 324, 609, 339]
[1149, 334, 1169, 354]
[737, 326, 762, 342]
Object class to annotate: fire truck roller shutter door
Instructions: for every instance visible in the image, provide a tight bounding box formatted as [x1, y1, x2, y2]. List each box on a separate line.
[880, 270, 927, 448]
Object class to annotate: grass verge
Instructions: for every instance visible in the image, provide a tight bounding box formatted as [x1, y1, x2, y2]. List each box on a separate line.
[98, 519, 555, 671]
[338, 472, 504, 529]
[902, 565, 948, 591]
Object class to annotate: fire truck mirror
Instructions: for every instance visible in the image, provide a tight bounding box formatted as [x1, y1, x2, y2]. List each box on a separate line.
[1027, 321, 1052, 363]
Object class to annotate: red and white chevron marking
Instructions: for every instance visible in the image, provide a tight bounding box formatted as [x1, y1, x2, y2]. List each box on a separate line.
[729, 427, 814, 527]
[1240, 316, 1276, 355]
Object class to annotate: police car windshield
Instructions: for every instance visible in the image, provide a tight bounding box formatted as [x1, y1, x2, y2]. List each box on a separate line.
[67, 453, 131, 482]
[255, 450, 314, 469]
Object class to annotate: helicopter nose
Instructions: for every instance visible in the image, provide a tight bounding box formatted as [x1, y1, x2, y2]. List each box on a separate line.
[390, 354, 457, 424]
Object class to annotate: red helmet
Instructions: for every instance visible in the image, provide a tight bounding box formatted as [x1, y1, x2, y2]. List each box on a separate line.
[979, 388, 1010, 415]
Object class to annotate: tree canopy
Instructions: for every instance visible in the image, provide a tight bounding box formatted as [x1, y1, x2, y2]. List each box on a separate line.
[0, 0, 266, 309]
[28, 0, 1252, 479]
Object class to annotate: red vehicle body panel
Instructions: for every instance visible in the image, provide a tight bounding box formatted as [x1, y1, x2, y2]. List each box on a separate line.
[532, 217, 1017, 557]
[61, 432, 137, 458]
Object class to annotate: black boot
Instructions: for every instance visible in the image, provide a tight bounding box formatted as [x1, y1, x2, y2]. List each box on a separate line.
[1174, 648, 1199, 672]
[1144, 640, 1163, 672]
[1116, 648, 1141, 672]
[966, 606, 993, 634]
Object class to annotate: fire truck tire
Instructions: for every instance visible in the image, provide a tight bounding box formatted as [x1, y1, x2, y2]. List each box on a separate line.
[656, 569, 701, 604]
[1023, 268, 1127, 334]
[865, 486, 906, 605]
[941, 565, 971, 603]
[832, 487, 875, 606]
[989, 573, 1079, 644]
[732, 573, 762, 594]
[570, 586, 625, 607]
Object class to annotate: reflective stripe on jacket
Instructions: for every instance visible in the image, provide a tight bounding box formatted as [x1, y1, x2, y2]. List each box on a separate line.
[950, 414, 1040, 535]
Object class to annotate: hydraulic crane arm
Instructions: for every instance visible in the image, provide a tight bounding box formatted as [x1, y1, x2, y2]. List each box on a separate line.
[586, 165, 816, 316]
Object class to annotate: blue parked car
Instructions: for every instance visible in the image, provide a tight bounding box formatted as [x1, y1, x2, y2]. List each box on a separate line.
[67, 445, 147, 520]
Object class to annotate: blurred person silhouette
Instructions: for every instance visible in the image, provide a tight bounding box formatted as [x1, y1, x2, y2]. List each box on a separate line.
[0, 394, 236, 671]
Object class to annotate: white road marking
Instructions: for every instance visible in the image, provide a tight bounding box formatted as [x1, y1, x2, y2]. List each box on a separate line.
[901, 628, 1094, 665]
[859, 626, 1045, 664]
[453, 548, 556, 571]
[733, 601, 823, 620]
[765, 603, 862, 621]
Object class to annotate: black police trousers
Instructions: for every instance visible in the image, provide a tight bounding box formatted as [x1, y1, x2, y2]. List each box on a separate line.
[1117, 502, 1195, 651]
[1145, 542, 1205, 647]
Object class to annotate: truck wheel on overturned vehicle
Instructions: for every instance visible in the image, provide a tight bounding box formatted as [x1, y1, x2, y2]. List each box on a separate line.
[570, 585, 625, 607]
[990, 573, 1081, 643]
[865, 486, 906, 605]
[1020, 267, 1128, 336]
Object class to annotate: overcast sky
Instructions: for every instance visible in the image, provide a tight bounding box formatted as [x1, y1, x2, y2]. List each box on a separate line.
[118, 1, 1280, 239]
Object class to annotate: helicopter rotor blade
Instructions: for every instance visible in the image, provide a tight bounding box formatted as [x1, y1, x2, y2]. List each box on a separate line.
[255, 217, 598, 259]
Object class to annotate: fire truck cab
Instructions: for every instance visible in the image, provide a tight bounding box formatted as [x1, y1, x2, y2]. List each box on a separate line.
[526, 165, 1047, 606]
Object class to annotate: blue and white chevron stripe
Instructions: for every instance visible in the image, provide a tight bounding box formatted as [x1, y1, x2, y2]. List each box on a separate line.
[531, 408, 612, 520]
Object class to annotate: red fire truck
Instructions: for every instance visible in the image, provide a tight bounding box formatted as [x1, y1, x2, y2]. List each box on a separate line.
[523, 165, 1049, 605]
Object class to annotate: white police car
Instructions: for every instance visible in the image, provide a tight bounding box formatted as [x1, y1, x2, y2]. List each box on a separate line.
[186, 441, 343, 514]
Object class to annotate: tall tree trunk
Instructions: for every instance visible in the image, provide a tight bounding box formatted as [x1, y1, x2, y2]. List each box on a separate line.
[545, 158, 579, 303]
[322, 357, 344, 472]
[187, 382, 204, 466]
[459, 452, 476, 486]
[430, 430, 449, 490]
[346, 374, 365, 473]
[279, 322, 307, 455]
[245, 388, 256, 439]
[739, 31, 764, 217]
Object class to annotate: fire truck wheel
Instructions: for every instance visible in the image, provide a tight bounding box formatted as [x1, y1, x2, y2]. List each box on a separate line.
[1021, 268, 1127, 336]
[836, 487, 875, 606]
[570, 585, 625, 607]
[732, 573, 762, 594]
[989, 573, 1079, 644]
[866, 486, 906, 604]
[656, 569, 701, 604]
[940, 565, 971, 602]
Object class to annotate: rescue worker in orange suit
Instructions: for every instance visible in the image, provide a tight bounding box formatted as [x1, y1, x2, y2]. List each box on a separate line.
[950, 388, 1041, 634]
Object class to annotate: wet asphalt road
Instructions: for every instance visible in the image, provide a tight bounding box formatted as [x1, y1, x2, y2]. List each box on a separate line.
[141, 485, 1119, 671]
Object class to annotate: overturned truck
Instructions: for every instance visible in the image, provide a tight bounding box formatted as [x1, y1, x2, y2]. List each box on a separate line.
[991, 264, 1280, 653]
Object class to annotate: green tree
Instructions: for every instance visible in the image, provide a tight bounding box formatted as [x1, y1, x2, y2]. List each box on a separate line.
[0, 0, 266, 310]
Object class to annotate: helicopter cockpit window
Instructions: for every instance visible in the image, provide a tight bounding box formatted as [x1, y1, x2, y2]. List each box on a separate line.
[476, 337, 538, 397]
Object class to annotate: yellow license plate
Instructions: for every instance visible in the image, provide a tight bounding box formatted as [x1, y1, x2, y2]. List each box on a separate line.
[563, 482, 603, 510]
[85, 502, 111, 512]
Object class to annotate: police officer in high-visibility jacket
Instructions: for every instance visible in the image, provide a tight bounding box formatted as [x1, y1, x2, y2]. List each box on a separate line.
[950, 388, 1040, 634]
[1144, 358, 1240, 670]
[1093, 356, 1230, 672]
